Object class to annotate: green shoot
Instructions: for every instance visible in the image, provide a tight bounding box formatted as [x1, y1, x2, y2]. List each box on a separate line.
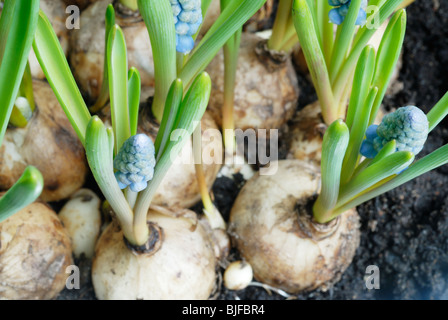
[0, 0, 42, 221]
[292, 0, 406, 124]
[0, 166, 44, 223]
[33, 9, 91, 146]
[311, 7, 448, 224]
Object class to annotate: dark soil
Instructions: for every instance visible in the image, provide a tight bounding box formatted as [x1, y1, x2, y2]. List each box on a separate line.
[56, 0, 448, 300]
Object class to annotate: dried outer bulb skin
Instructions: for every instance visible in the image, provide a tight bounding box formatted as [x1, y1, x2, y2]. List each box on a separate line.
[92, 207, 218, 300]
[229, 160, 360, 294]
[0, 200, 73, 300]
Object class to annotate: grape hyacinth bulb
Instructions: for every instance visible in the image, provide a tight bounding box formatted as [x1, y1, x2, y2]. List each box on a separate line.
[114, 134, 156, 193]
[171, 0, 203, 54]
[360, 106, 429, 159]
[328, 0, 367, 26]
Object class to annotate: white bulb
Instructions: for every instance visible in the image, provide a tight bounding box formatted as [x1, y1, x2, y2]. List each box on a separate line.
[224, 261, 253, 291]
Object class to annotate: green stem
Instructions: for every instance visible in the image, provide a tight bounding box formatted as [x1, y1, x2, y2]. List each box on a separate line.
[138, 0, 177, 122]
[268, 0, 293, 51]
[222, 9, 241, 155]
[119, 0, 138, 11]
[292, 0, 335, 125]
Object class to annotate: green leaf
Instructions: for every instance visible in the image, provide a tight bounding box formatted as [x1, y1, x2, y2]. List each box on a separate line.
[138, 0, 177, 122]
[9, 63, 35, 128]
[268, 0, 294, 51]
[350, 140, 397, 180]
[154, 78, 183, 161]
[313, 119, 350, 223]
[332, 143, 448, 216]
[179, 0, 267, 89]
[292, 0, 335, 124]
[337, 151, 414, 207]
[107, 25, 131, 154]
[329, 0, 363, 84]
[343, 86, 378, 181]
[133, 72, 211, 225]
[33, 10, 91, 146]
[85, 116, 136, 244]
[332, 1, 404, 100]
[221, 0, 242, 152]
[128, 67, 141, 136]
[0, 0, 39, 145]
[341, 47, 377, 183]
[369, 9, 406, 125]
[369, 140, 397, 166]
[318, 0, 334, 63]
[90, 4, 116, 113]
[120, 0, 138, 11]
[427, 91, 448, 132]
[0, 166, 43, 223]
[345, 46, 376, 130]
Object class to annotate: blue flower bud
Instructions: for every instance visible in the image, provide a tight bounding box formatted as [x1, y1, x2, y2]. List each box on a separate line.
[176, 34, 195, 53]
[114, 134, 156, 193]
[329, 8, 344, 25]
[360, 106, 429, 159]
[171, 0, 202, 54]
[328, 0, 367, 26]
[328, 0, 350, 5]
[374, 106, 428, 155]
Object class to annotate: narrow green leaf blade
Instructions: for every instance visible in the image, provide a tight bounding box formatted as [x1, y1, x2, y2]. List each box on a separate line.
[33, 10, 91, 146]
[369, 9, 406, 125]
[427, 91, 448, 132]
[0, 0, 39, 145]
[138, 0, 177, 121]
[154, 78, 183, 161]
[332, 1, 404, 98]
[179, 0, 267, 89]
[338, 151, 414, 206]
[329, 0, 363, 83]
[313, 119, 350, 223]
[370, 139, 397, 166]
[342, 83, 378, 184]
[345, 46, 376, 130]
[292, 0, 335, 124]
[333, 143, 448, 215]
[90, 4, 116, 112]
[108, 25, 131, 154]
[128, 67, 141, 136]
[0, 166, 43, 223]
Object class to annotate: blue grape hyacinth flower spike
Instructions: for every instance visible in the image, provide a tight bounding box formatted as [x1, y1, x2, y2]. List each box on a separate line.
[114, 134, 156, 193]
[328, 0, 367, 26]
[360, 106, 429, 160]
[171, 0, 202, 54]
